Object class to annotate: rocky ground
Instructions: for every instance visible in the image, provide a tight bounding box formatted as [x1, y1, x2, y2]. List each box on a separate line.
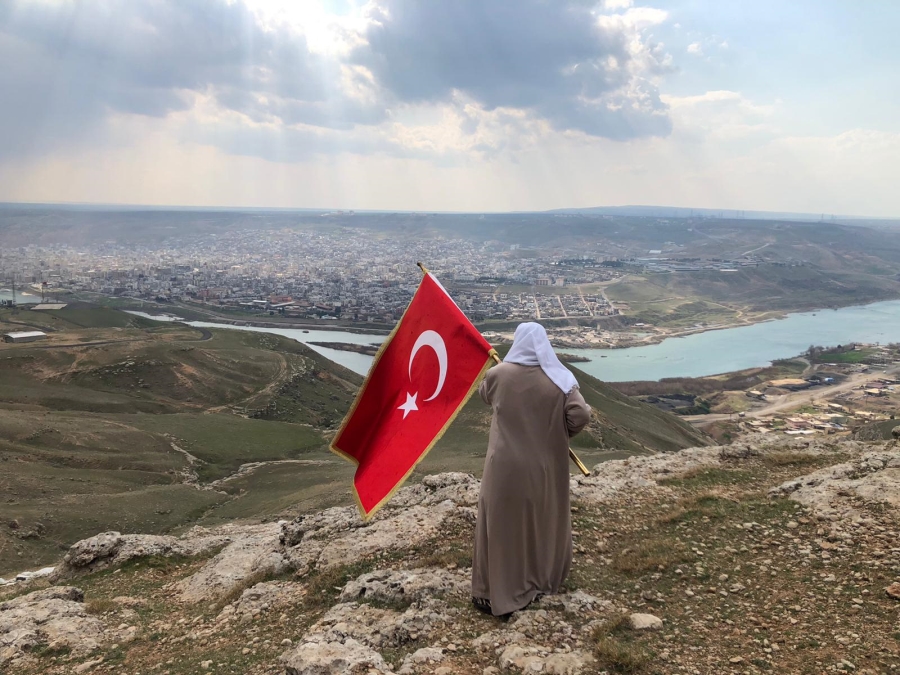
[1, 435, 899, 674]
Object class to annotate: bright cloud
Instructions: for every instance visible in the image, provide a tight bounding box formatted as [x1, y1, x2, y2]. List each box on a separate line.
[0, 0, 897, 216]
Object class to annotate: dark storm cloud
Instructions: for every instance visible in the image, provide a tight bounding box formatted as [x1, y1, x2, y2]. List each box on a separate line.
[357, 0, 672, 139]
[0, 0, 672, 161]
[0, 0, 381, 158]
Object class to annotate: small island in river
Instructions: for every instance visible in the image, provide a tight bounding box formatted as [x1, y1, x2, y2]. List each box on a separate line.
[557, 353, 591, 363]
[309, 341, 381, 356]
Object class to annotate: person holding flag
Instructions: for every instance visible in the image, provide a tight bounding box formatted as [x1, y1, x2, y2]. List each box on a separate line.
[471, 322, 592, 618]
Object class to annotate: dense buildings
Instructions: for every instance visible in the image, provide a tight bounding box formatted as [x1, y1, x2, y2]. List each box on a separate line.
[0, 226, 625, 323]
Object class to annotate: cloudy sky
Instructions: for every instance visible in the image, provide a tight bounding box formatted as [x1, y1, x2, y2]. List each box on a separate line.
[1, 0, 897, 215]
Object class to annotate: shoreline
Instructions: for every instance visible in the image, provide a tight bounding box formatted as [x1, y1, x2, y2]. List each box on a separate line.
[128, 295, 900, 351]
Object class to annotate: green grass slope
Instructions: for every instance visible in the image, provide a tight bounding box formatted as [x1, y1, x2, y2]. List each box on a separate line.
[0, 309, 365, 576]
[569, 364, 711, 454]
[0, 308, 709, 577]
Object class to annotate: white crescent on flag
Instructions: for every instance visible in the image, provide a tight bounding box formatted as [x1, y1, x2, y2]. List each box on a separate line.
[409, 330, 448, 401]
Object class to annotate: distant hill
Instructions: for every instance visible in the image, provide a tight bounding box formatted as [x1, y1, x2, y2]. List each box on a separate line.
[544, 204, 890, 223]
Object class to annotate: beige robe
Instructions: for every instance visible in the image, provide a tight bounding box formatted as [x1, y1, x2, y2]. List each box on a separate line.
[472, 362, 592, 616]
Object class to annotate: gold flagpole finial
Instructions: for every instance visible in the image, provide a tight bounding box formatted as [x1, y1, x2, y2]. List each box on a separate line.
[416, 261, 430, 276]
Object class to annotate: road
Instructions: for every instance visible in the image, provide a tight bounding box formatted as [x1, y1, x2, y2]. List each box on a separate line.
[577, 286, 594, 317]
[682, 365, 900, 424]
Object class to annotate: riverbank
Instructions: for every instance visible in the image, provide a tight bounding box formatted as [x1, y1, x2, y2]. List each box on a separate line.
[308, 341, 380, 356]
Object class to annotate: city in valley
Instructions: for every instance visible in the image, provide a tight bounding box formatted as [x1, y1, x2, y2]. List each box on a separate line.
[4, 208, 893, 350]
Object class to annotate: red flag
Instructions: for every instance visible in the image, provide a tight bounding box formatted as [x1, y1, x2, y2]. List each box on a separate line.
[331, 271, 496, 519]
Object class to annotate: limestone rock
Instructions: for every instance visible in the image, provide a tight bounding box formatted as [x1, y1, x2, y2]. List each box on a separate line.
[281, 637, 396, 675]
[571, 445, 730, 503]
[280, 474, 478, 582]
[499, 645, 548, 673]
[305, 602, 408, 649]
[769, 449, 900, 518]
[0, 586, 116, 667]
[499, 645, 595, 674]
[13, 567, 56, 583]
[338, 567, 469, 605]
[56, 530, 230, 578]
[280, 473, 478, 549]
[62, 531, 123, 568]
[318, 504, 462, 570]
[629, 613, 663, 631]
[73, 656, 104, 673]
[174, 523, 287, 603]
[535, 590, 612, 615]
[215, 581, 302, 625]
[398, 646, 445, 674]
[886, 582, 900, 600]
[543, 651, 596, 674]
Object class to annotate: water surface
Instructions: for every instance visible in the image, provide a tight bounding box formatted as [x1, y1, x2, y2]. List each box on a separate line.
[130, 299, 900, 381]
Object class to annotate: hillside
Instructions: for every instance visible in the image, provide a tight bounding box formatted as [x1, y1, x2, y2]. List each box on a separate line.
[1, 435, 898, 674]
[0, 306, 710, 579]
[0, 305, 362, 576]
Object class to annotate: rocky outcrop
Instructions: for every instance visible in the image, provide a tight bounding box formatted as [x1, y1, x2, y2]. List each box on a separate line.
[280, 564, 467, 675]
[173, 523, 287, 603]
[47, 473, 480, 606]
[572, 434, 879, 506]
[54, 530, 231, 577]
[281, 473, 478, 575]
[7, 437, 898, 674]
[282, 637, 393, 675]
[769, 448, 900, 518]
[0, 587, 132, 668]
[279, 564, 611, 675]
[338, 568, 469, 605]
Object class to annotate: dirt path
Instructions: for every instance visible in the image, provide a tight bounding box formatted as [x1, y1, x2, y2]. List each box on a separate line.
[207, 458, 334, 488]
[204, 351, 291, 414]
[576, 286, 594, 316]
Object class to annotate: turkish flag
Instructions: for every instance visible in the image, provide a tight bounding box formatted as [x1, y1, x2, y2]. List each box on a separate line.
[331, 272, 496, 519]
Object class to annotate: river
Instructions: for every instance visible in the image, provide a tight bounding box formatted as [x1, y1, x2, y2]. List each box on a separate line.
[128, 299, 900, 382]
[126, 312, 383, 375]
[0, 290, 39, 304]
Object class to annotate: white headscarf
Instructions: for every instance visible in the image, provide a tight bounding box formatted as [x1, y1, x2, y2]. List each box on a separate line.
[503, 322, 579, 394]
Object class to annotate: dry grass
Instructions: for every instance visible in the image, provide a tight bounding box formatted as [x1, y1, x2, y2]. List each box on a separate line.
[593, 612, 632, 637]
[611, 538, 693, 575]
[591, 612, 652, 673]
[84, 598, 118, 615]
[762, 451, 822, 467]
[655, 491, 738, 525]
[593, 637, 651, 673]
[410, 544, 472, 570]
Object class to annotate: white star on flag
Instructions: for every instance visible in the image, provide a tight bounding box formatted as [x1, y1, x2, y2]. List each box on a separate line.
[397, 391, 419, 419]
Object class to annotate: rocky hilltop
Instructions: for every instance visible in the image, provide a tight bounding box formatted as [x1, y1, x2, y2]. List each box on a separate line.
[2, 436, 899, 674]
